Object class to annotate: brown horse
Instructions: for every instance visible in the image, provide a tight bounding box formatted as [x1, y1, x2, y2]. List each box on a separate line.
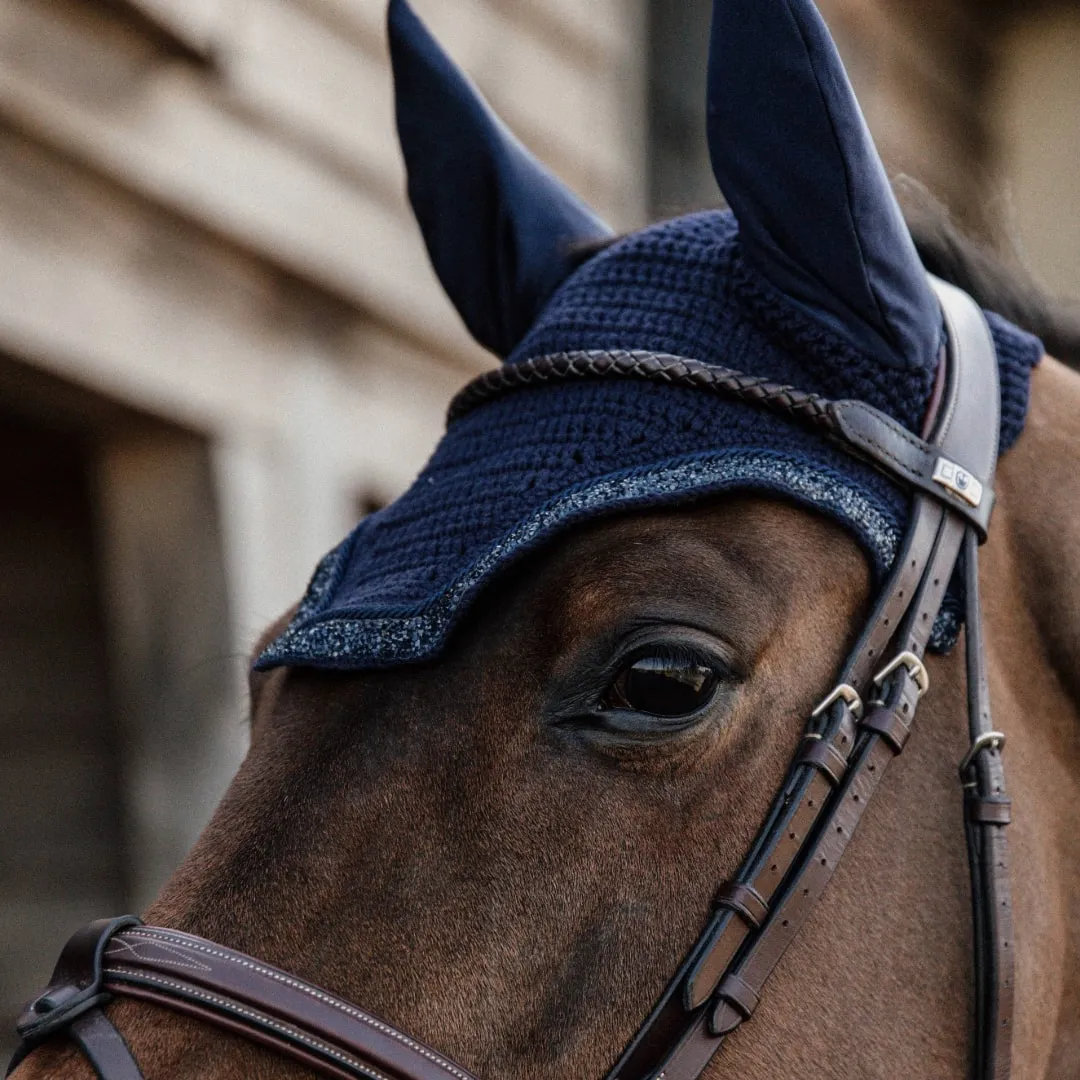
[12, 207, 1080, 1077]
[12, 0, 1080, 1068]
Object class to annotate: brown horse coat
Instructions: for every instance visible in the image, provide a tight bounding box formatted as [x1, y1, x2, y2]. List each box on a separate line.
[13, 354, 1080, 1079]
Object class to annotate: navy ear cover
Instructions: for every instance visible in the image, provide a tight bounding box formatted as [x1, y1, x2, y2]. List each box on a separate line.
[388, 0, 612, 358]
[707, 0, 940, 373]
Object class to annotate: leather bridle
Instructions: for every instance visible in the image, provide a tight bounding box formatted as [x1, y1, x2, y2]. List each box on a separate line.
[7, 277, 1013, 1080]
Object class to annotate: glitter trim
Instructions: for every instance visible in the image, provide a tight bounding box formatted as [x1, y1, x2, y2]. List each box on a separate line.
[929, 591, 963, 653]
[257, 451, 902, 671]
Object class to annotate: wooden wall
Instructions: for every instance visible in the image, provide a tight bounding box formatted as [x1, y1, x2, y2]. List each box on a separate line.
[0, 0, 649, 626]
[993, 4, 1080, 295]
[647, 0, 1080, 301]
[0, 0, 649, 1042]
[0, 417, 123, 1046]
[818, 0, 1080, 291]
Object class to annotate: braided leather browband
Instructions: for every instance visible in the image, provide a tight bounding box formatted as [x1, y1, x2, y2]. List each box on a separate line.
[8, 278, 1014, 1080]
[447, 350, 838, 433]
[446, 346, 995, 538]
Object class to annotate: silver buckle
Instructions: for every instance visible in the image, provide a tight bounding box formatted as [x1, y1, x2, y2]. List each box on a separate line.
[872, 651, 930, 699]
[811, 683, 863, 720]
[959, 731, 1006, 774]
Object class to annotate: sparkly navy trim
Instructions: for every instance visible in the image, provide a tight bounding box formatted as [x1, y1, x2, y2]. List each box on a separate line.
[257, 451, 904, 671]
[929, 591, 963, 653]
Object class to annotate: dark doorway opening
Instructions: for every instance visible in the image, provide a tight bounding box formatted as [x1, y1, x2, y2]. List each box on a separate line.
[0, 415, 126, 1053]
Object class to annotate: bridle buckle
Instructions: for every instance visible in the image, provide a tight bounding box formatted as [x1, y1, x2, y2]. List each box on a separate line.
[872, 650, 930, 699]
[811, 682, 863, 720]
[959, 731, 1007, 775]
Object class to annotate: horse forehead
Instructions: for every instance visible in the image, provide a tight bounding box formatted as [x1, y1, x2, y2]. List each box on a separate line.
[532, 497, 866, 603]
[259, 499, 870, 740]
[474, 496, 871, 662]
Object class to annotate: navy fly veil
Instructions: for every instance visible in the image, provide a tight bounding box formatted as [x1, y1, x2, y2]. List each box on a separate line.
[257, 0, 1041, 672]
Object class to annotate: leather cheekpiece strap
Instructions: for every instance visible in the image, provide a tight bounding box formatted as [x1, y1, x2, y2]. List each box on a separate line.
[713, 975, 759, 1024]
[8, 916, 145, 1080]
[605, 277, 1009, 1080]
[795, 736, 849, 785]
[859, 666, 922, 755]
[966, 797, 1012, 826]
[67, 1011, 145, 1080]
[961, 528, 1014, 1080]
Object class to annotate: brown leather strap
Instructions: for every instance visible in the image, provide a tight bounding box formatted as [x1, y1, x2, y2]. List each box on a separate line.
[711, 883, 769, 931]
[967, 797, 1012, 826]
[8, 1007, 145, 1080]
[100, 927, 480, 1080]
[109, 983, 391, 1080]
[67, 1011, 144, 1080]
[8, 919, 479, 1080]
[647, 510, 966, 1080]
[606, 278, 1009, 1080]
[830, 399, 993, 537]
[961, 529, 1014, 1080]
[794, 735, 849, 786]
[7, 917, 146, 1080]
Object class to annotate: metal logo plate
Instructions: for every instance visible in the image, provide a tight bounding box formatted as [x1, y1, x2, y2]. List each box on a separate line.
[932, 457, 983, 508]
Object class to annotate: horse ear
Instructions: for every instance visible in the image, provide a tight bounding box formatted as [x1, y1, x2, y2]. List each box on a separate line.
[706, 0, 940, 372]
[388, 0, 612, 358]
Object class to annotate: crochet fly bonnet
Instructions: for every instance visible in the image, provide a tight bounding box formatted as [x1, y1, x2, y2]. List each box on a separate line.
[258, 0, 1042, 672]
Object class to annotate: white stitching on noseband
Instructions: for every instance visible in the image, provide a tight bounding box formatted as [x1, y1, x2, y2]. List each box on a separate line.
[108, 967, 393, 1080]
[117, 930, 472, 1080]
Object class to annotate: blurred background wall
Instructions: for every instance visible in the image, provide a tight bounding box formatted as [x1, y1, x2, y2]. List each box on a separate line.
[653, 0, 1080, 293]
[1, 0, 1077, 1053]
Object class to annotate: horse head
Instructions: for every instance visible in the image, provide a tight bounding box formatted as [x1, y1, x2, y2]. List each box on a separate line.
[13, 1, 1080, 1078]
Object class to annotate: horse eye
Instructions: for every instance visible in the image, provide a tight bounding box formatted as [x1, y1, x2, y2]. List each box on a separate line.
[602, 654, 719, 717]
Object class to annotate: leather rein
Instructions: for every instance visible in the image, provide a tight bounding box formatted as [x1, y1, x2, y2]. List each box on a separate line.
[8, 277, 1013, 1080]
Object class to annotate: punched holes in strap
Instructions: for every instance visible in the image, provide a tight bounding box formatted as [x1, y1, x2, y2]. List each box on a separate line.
[712, 883, 769, 931]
